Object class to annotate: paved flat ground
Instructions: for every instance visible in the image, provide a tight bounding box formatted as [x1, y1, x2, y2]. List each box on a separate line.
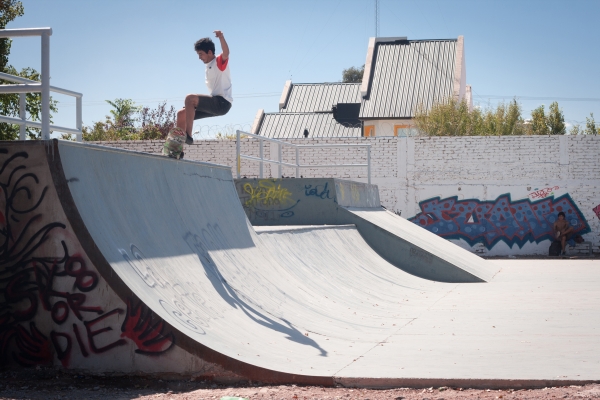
[1, 369, 599, 399]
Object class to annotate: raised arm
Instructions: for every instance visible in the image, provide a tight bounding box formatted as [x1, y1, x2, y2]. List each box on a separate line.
[214, 30, 229, 60]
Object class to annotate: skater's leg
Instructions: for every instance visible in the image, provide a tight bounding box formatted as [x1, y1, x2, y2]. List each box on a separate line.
[176, 108, 186, 131]
[184, 94, 200, 136]
[176, 95, 232, 141]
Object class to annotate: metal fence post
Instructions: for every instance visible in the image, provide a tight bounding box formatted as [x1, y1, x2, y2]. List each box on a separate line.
[19, 93, 26, 140]
[236, 130, 241, 179]
[277, 143, 282, 178]
[76, 95, 82, 142]
[367, 145, 371, 185]
[295, 147, 299, 178]
[259, 137, 264, 178]
[41, 32, 50, 140]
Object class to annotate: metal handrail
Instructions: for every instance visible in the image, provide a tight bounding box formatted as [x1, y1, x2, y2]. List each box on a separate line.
[0, 28, 83, 141]
[236, 130, 371, 184]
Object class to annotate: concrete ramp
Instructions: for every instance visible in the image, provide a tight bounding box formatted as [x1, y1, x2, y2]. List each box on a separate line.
[2, 140, 599, 388]
[342, 207, 496, 282]
[235, 178, 494, 282]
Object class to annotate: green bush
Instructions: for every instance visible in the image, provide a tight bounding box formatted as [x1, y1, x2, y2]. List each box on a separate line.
[414, 98, 572, 136]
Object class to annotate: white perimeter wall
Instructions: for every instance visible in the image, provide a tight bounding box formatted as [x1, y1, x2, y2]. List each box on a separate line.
[96, 135, 600, 256]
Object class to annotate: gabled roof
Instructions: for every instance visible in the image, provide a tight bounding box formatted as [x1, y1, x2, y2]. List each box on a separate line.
[279, 82, 362, 113]
[253, 36, 467, 138]
[256, 112, 362, 139]
[359, 38, 461, 119]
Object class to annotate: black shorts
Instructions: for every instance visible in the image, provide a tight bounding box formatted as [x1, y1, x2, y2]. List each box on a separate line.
[193, 95, 231, 120]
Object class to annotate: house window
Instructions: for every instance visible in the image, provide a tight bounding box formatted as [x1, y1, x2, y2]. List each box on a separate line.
[364, 125, 375, 137]
[394, 124, 415, 137]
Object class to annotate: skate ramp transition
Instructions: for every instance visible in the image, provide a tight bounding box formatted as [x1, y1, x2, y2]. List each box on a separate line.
[2, 140, 599, 388]
[234, 178, 493, 283]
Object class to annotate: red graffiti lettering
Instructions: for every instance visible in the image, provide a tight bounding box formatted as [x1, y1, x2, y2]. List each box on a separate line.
[50, 331, 72, 367]
[84, 309, 127, 354]
[65, 255, 98, 292]
[51, 301, 69, 324]
[73, 323, 89, 357]
[528, 186, 559, 200]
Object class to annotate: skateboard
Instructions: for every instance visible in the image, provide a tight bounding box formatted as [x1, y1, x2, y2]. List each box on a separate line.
[163, 127, 186, 159]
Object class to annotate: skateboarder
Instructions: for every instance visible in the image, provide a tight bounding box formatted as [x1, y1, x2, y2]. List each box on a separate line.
[177, 30, 232, 145]
[163, 31, 233, 159]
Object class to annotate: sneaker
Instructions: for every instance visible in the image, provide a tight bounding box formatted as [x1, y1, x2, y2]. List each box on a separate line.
[185, 134, 193, 145]
[561, 251, 566, 256]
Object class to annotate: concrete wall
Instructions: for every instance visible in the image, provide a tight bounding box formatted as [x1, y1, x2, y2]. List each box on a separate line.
[0, 141, 241, 380]
[95, 135, 600, 256]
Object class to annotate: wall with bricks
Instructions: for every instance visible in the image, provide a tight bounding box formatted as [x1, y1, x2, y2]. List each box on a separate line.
[95, 135, 600, 256]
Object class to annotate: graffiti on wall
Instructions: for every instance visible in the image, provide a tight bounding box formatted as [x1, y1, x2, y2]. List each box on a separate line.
[410, 193, 591, 249]
[0, 148, 174, 367]
[237, 180, 299, 220]
[528, 186, 559, 200]
[304, 182, 333, 200]
[594, 204, 600, 220]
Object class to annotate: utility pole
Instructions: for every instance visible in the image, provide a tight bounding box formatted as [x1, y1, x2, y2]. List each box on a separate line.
[375, 0, 379, 37]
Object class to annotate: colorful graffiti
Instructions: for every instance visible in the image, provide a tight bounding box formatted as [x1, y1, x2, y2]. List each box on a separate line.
[528, 186, 559, 200]
[0, 148, 174, 367]
[237, 180, 299, 220]
[410, 193, 591, 249]
[594, 204, 600, 220]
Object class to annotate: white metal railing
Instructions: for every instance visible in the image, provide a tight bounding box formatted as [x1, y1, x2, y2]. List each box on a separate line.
[236, 130, 371, 184]
[0, 28, 83, 141]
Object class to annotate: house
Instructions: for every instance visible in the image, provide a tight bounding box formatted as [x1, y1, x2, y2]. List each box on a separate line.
[252, 36, 472, 138]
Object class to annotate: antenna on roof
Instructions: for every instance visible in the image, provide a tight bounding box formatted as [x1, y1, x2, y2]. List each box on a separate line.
[375, 0, 379, 37]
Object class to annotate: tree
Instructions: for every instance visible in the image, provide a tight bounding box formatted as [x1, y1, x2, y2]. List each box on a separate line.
[82, 99, 176, 141]
[585, 113, 597, 135]
[569, 124, 582, 135]
[138, 101, 177, 140]
[0, 66, 58, 140]
[547, 101, 566, 135]
[342, 65, 364, 83]
[0, 0, 23, 71]
[0, 0, 56, 140]
[530, 105, 549, 135]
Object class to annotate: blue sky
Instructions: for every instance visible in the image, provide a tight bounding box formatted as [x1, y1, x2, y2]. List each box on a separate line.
[6, 0, 600, 137]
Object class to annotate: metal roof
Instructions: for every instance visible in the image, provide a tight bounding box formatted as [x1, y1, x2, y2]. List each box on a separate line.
[281, 83, 362, 113]
[360, 39, 457, 119]
[257, 112, 362, 139]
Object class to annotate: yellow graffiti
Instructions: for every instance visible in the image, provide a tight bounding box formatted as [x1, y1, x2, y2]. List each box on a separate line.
[243, 180, 293, 208]
[351, 184, 361, 204]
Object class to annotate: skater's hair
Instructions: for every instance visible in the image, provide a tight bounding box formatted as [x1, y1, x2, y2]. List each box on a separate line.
[558, 211, 566, 218]
[194, 37, 215, 54]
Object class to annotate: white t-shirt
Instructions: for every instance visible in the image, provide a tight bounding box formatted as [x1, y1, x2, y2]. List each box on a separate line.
[205, 54, 232, 104]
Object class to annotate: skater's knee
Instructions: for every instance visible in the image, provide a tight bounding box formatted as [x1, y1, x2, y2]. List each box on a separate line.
[184, 94, 199, 107]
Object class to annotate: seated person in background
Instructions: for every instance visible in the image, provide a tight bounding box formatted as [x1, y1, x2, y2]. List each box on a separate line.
[553, 211, 574, 255]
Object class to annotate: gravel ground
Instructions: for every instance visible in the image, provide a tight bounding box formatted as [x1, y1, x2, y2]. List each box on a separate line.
[0, 370, 599, 400]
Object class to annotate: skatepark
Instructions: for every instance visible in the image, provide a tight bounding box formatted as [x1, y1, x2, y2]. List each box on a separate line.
[1, 139, 598, 389]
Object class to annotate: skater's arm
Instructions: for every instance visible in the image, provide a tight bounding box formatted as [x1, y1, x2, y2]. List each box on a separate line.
[214, 30, 229, 60]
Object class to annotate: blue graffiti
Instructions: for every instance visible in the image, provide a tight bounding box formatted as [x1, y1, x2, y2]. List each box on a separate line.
[409, 193, 591, 249]
[250, 200, 300, 220]
[304, 183, 333, 200]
